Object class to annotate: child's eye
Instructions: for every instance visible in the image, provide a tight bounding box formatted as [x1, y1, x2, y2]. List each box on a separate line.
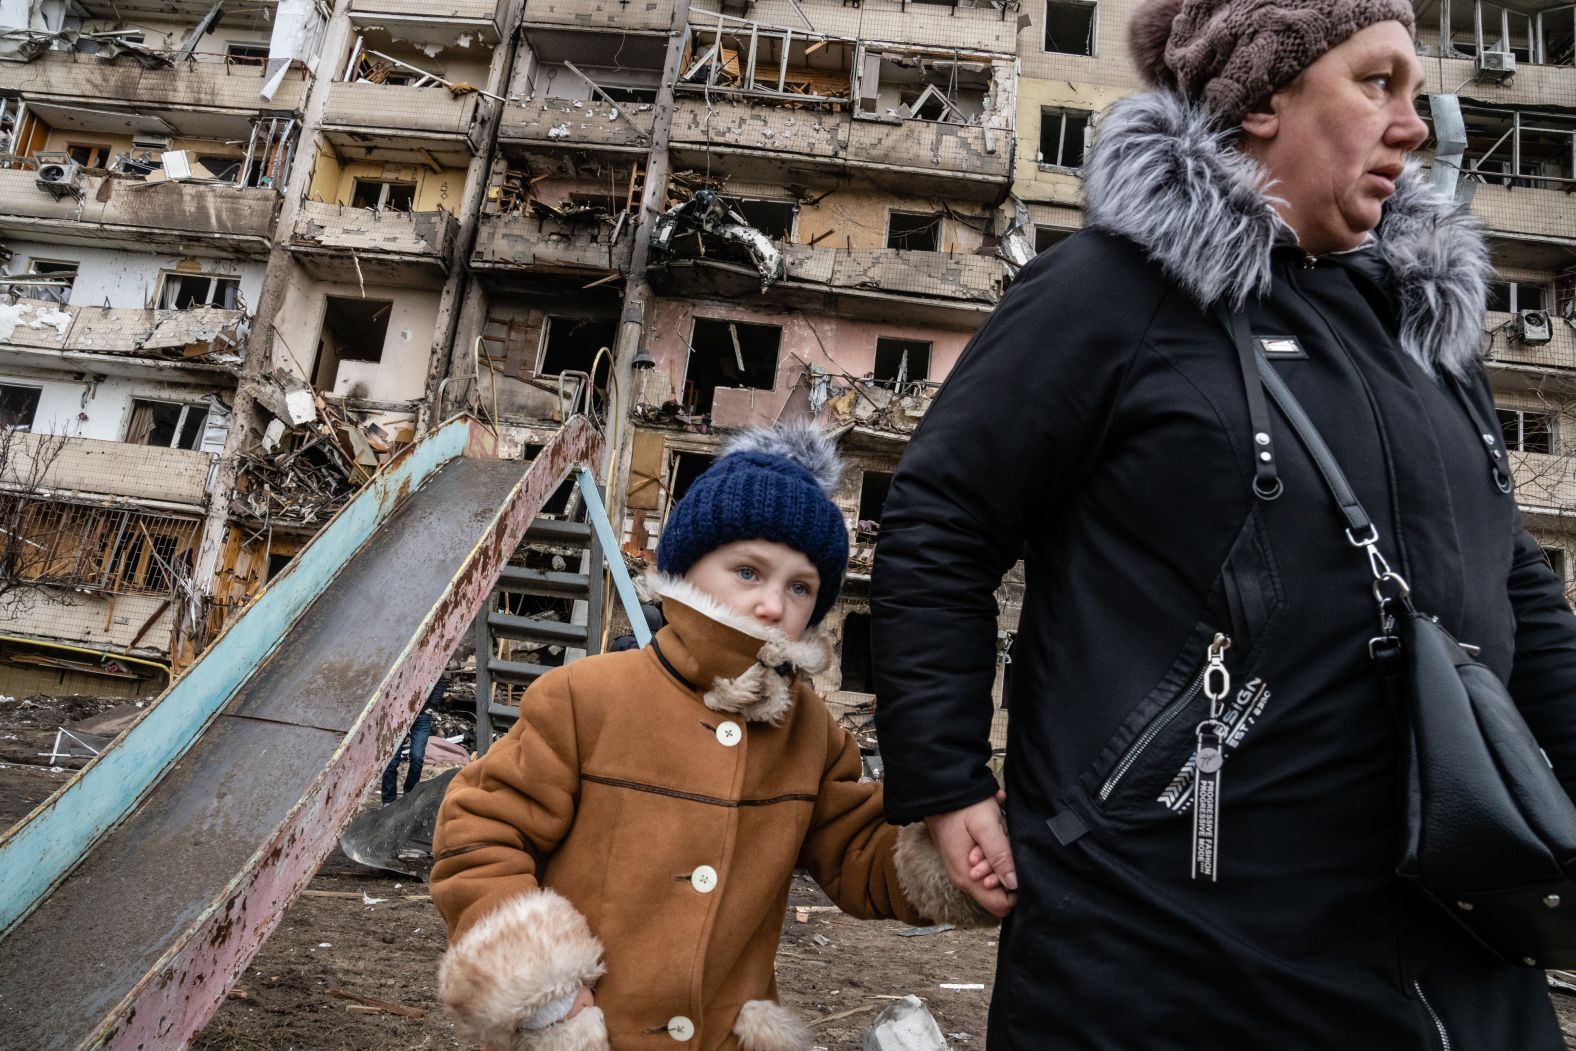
[735, 566, 758, 582]
[789, 581, 811, 597]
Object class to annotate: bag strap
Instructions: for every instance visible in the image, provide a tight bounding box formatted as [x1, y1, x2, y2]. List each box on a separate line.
[1217, 310, 1410, 606]
[1218, 307, 1285, 501]
[1444, 373, 1515, 495]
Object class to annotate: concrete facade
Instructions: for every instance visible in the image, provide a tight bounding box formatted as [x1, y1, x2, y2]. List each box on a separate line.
[0, 0, 1571, 717]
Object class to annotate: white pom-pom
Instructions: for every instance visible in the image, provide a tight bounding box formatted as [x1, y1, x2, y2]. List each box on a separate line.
[722, 420, 843, 495]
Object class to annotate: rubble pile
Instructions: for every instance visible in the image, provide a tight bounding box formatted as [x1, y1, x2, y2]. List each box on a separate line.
[233, 370, 414, 525]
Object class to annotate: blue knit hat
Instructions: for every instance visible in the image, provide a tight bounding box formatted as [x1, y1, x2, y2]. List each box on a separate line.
[657, 422, 849, 625]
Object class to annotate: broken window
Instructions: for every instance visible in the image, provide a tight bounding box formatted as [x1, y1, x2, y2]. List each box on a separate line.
[858, 470, 892, 527]
[730, 198, 796, 240]
[1544, 545, 1568, 579]
[682, 25, 855, 105]
[266, 552, 294, 581]
[859, 48, 992, 123]
[1498, 407, 1556, 453]
[539, 316, 617, 377]
[669, 451, 717, 505]
[840, 612, 873, 693]
[1545, 9, 1576, 65]
[873, 339, 931, 386]
[1035, 226, 1073, 254]
[226, 41, 270, 67]
[66, 143, 111, 169]
[1045, 0, 1097, 56]
[196, 155, 245, 182]
[242, 116, 299, 189]
[1039, 108, 1090, 168]
[0, 386, 40, 430]
[685, 319, 781, 415]
[1487, 280, 1550, 313]
[1463, 105, 1576, 189]
[350, 179, 417, 210]
[24, 259, 77, 304]
[127, 400, 209, 451]
[886, 212, 942, 251]
[312, 296, 393, 389]
[159, 273, 242, 310]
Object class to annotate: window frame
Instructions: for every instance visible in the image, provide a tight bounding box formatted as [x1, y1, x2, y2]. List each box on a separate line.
[1043, 0, 1098, 57]
[0, 384, 41, 431]
[24, 258, 78, 304]
[885, 211, 944, 252]
[128, 398, 210, 451]
[1497, 405, 1558, 453]
[157, 271, 242, 311]
[1038, 107, 1091, 170]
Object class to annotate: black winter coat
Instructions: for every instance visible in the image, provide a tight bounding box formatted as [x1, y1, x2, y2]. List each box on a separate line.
[871, 92, 1576, 1050]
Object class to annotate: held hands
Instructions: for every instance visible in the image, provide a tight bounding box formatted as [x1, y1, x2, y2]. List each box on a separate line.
[923, 791, 1017, 919]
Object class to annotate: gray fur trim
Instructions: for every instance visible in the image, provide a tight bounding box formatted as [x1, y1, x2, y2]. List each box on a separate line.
[723, 420, 843, 495]
[1084, 91, 1490, 377]
[1375, 162, 1494, 379]
[1082, 91, 1285, 309]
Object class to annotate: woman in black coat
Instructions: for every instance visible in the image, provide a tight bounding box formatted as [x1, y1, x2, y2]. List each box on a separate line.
[871, 2, 1576, 1048]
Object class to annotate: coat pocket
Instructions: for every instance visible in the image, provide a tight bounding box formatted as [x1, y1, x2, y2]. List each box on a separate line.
[1077, 619, 1222, 812]
[1216, 505, 1285, 666]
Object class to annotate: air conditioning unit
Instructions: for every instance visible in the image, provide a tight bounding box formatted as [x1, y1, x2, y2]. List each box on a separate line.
[131, 131, 173, 151]
[1518, 309, 1554, 345]
[33, 152, 83, 197]
[1476, 49, 1517, 83]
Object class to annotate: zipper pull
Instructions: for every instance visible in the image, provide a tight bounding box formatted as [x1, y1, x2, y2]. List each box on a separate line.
[1192, 633, 1232, 883]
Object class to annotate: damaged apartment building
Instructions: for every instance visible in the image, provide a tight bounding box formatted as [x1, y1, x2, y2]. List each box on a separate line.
[0, 0, 1570, 747]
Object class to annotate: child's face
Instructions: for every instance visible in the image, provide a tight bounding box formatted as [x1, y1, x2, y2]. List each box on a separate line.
[684, 540, 820, 640]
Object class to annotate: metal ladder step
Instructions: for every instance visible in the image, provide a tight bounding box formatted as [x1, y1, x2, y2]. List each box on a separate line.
[488, 702, 523, 721]
[486, 658, 556, 685]
[524, 518, 592, 545]
[487, 611, 589, 645]
[496, 566, 590, 595]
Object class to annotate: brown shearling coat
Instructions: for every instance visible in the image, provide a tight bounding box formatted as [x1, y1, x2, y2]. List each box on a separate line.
[431, 575, 979, 1051]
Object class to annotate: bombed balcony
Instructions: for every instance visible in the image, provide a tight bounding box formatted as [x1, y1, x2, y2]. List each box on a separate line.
[0, 112, 295, 254]
[646, 182, 1006, 325]
[668, 20, 1014, 201]
[472, 167, 636, 282]
[520, 0, 676, 35]
[290, 151, 467, 283]
[321, 31, 495, 160]
[498, 29, 666, 157]
[1417, 1, 1576, 99]
[0, 42, 310, 114]
[346, 0, 510, 45]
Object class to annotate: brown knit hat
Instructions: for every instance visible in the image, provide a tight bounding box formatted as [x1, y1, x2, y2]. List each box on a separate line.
[1129, 0, 1415, 124]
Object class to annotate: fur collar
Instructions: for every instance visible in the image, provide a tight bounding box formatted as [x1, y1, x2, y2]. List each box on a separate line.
[644, 573, 831, 726]
[1081, 91, 1493, 379]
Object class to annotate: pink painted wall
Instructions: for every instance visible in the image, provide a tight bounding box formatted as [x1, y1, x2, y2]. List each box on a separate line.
[635, 298, 975, 411]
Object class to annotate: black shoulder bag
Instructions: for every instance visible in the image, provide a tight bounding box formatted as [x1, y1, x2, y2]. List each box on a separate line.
[1225, 311, 1576, 968]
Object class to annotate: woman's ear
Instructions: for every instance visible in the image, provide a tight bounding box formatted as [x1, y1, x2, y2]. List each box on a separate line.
[1239, 99, 1280, 144]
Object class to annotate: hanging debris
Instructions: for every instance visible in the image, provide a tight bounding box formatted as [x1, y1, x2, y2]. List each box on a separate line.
[650, 188, 786, 291]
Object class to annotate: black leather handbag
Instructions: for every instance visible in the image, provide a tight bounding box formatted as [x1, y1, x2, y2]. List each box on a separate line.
[1227, 312, 1576, 968]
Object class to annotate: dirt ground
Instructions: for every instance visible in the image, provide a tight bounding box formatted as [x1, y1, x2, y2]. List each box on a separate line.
[4, 691, 1576, 1050]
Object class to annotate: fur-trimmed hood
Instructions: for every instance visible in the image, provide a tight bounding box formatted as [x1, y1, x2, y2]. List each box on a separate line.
[1082, 90, 1492, 379]
[644, 572, 831, 726]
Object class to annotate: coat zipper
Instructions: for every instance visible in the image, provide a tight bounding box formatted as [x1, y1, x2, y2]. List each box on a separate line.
[1098, 634, 1231, 804]
[1413, 980, 1452, 1051]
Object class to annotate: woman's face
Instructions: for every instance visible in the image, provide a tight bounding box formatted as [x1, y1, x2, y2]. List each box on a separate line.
[1239, 21, 1429, 256]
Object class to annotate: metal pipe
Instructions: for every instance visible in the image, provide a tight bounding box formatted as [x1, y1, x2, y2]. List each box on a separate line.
[0, 634, 171, 676]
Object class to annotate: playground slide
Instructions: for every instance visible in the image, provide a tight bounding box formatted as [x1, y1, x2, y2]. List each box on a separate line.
[0, 415, 603, 1051]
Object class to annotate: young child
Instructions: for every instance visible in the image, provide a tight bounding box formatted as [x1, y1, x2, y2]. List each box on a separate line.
[430, 422, 988, 1051]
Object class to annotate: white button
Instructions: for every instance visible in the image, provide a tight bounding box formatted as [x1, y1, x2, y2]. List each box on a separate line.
[716, 721, 742, 747]
[667, 1015, 695, 1041]
[690, 865, 718, 893]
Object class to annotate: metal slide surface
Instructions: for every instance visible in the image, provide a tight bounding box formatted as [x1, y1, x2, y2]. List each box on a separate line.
[0, 416, 601, 1051]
